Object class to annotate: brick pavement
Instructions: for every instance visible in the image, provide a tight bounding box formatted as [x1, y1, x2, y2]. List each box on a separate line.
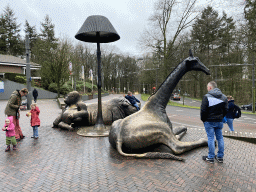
[0, 96, 256, 192]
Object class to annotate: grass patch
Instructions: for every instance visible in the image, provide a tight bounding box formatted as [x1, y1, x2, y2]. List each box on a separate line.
[167, 100, 200, 109]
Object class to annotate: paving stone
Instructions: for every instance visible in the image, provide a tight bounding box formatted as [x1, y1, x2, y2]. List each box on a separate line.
[0, 98, 256, 191]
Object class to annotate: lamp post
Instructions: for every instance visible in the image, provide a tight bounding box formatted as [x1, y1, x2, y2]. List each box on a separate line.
[75, 15, 120, 136]
[25, 35, 32, 110]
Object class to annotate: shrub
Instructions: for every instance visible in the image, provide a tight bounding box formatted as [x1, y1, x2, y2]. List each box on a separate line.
[14, 76, 26, 84]
[5, 72, 26, 82]
[48, 83, 58, 93]
[60, 84, 73, 95]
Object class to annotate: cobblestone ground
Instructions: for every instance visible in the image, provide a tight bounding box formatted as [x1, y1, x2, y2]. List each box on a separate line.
[0, 96, 255, 192]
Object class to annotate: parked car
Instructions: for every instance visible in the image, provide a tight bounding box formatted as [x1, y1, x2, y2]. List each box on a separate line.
[172, 93, 181, 101]
[170, 93, 174, 100]
[241, 103, 256, 111]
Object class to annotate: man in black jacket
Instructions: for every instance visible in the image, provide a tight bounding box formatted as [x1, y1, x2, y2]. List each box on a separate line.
[201, 81, 228, 163]
[32, 88, 38, 103]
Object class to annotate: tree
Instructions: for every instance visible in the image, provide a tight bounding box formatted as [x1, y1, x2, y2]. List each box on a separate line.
[50, 38, 72, 97]
[39, 14, 58, 45]
[0, 5, 23, 56]
[140, 0, 199, 78]
[31, 15, 59, 89]
[244, 0, 256, 53]
[191, 6, 222, 98]
[24, 20, 37, 59]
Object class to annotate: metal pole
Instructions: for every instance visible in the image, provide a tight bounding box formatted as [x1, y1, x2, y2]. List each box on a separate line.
[25, 35, 32, 110]
[252, 55, 255, 113]
[94, 32, 105, 129]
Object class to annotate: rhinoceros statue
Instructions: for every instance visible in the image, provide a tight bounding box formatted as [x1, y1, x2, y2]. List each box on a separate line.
[53, 91, 139, 130]
[109, 50, 210, 161]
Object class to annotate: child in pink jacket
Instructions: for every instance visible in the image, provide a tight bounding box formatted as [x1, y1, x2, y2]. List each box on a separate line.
[27, 103, 40, 139]
[2, 116, 17, 152]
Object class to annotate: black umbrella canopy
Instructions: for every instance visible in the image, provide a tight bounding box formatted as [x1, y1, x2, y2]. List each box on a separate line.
[75, 15, 120, 43]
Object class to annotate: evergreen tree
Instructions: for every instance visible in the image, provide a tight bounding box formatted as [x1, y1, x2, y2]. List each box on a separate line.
[191, 6, 221, 61]
[31, 15, 58, 89]
[244, 0, 256, 52]
[0, 5, 23, 56]
[39, 14, 58, 46]
[24, 20, 37, 55]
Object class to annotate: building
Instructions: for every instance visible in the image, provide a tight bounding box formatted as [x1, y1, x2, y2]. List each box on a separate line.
[0, 54, 41, 78]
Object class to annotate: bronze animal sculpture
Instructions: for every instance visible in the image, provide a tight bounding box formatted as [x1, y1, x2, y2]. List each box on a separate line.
[53, 91, 139, 130]
[109, 50, 210, 161]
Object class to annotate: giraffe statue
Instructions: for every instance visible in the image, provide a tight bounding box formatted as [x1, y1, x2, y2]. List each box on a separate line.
[109, 50, 210, 161]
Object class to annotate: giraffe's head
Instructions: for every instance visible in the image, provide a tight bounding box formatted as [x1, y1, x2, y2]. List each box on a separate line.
[185, 50, 210, 75]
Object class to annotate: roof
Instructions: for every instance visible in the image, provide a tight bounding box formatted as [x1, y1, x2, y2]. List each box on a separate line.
[0, 54, 41, 68]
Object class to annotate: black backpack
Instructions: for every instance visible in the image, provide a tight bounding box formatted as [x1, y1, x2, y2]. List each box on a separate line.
[232, 104, 241, 119]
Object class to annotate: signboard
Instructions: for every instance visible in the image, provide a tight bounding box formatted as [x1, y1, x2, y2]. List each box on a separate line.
[69, 61, 72, 74]
[0, 81, 4, 93]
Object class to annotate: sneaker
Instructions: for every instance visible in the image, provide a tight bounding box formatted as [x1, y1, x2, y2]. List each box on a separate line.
[215, 156, 223, 163]
[5, 145, 10, 152]
[13, 145, 17, 150]
[31, 136, 35, 138]
[35, 137, 38, 139]
[202, 156, 214, 163]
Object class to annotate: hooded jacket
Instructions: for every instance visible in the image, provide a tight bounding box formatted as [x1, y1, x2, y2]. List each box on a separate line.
[30, 106, 40, 127]
[200, 88, 228, 122]
[2, 116, 16, 137]
[5, 90, 21, 116]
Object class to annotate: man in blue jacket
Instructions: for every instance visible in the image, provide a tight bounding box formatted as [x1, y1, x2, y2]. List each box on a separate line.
[125, 91, 140, 111]
[201, 81, 228, 163]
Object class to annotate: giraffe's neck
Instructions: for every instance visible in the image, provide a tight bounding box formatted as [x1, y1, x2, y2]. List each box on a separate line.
[144, 62, 188, 110]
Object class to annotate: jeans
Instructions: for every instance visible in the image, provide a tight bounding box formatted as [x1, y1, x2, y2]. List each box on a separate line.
[133, 103, 140, 111]
[33, 126, 39, 138]
[204, 121, 224, 159]
[226, 118, 234, 131]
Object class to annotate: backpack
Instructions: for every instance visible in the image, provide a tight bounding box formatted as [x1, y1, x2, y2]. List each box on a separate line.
[232, 104, 241, 119]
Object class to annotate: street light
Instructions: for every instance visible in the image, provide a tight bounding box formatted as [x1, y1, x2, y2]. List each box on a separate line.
[75, 15, 120, 136]
[25, 34, 32, 110]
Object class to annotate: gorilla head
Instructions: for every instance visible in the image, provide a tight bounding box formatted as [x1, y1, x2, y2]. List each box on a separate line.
[64, 91, 81, 106]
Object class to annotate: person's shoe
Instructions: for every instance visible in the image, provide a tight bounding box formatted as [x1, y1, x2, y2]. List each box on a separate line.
[31, 136, 35, 138]
[16, 138, 21, 141]
[202, 156, 214, 163]
[35, 137, 38, 139]
[13, 145, 17, 150]
[5, 145, 10, 152]
[215, 155, 223, 163]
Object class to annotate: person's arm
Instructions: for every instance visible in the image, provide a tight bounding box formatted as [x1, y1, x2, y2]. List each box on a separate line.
[35, 106, 40, 113]
[135, 97, 140, 103]
[8, 95, 20, 109]
[200, 96, 209, 122]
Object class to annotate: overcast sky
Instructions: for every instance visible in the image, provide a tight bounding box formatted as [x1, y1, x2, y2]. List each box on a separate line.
[1, 0, 245, 57]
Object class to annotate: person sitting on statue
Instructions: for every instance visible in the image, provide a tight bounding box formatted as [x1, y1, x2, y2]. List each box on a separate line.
[125, 91, 140, 111]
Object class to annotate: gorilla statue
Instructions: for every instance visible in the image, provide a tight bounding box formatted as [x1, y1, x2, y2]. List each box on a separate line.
[53, 91, 139, 130]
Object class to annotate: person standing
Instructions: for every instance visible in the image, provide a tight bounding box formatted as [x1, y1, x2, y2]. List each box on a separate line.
[32, 88, 38, 103]
[225, 96, 235, 131]
[201, 81, 228, 163]
[5, 88, 28, 141]
[2, 117, 17, 152]
[125, 91, 141, 111]
[26, 103, 40, 139]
